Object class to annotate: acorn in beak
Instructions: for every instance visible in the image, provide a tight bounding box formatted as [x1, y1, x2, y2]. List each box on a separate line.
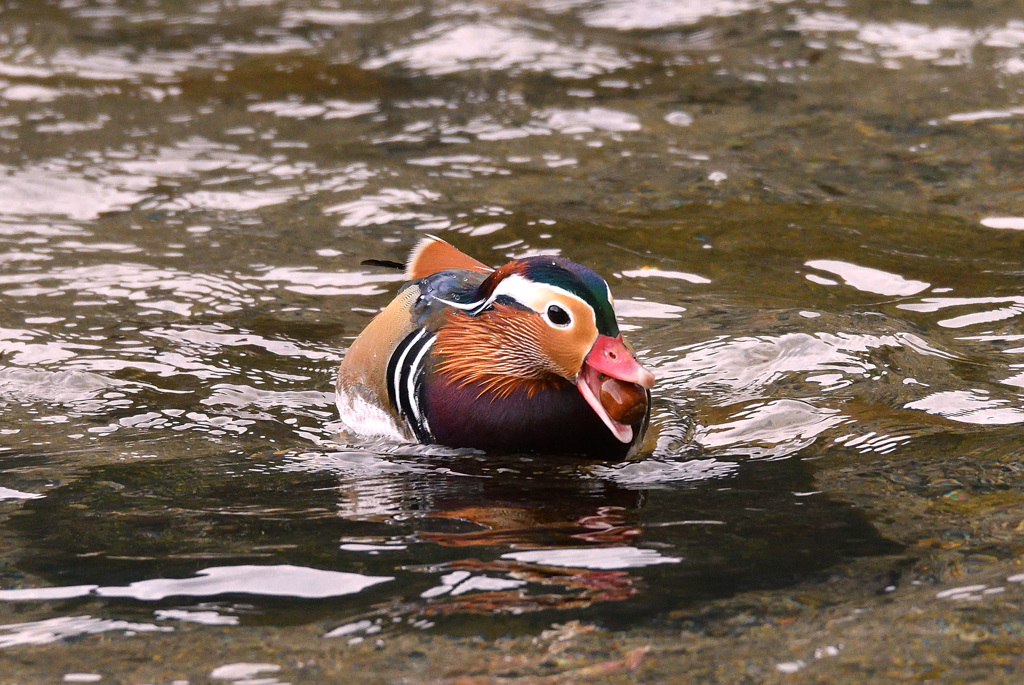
[576, 334, 655, 443]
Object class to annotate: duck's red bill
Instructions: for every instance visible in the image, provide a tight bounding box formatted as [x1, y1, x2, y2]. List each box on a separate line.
[577, 335, 655, 443]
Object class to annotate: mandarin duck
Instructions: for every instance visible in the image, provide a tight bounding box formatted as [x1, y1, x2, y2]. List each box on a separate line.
[335, 237, 655, 458]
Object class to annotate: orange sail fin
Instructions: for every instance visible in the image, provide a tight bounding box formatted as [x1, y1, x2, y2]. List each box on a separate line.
[406, 235, 493, 280]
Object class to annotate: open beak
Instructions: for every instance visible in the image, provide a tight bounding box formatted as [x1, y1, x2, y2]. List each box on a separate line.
[576, 334, 655, 443]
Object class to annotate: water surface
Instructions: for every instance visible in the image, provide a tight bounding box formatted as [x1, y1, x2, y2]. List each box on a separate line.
[2, 0, 1024, 681]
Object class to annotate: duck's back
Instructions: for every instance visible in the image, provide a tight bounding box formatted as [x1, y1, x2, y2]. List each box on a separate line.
[335, 238, 493, 440]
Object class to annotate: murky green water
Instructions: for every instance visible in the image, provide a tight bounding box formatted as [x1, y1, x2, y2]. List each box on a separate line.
[2, 0, 1024, 681]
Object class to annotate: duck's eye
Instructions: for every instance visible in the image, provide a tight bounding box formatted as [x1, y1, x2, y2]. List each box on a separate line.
[546, 304, 572, 327]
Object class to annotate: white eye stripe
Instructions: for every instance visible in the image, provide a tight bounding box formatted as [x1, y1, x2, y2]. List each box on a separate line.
[439, 273, 602, 331]
[485, 274, 589, 317]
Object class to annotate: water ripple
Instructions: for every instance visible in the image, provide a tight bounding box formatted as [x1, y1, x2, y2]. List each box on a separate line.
[905, 390, 1024, 426]
[791, 13, 1024, 70]
[695, 399, 845, 459]
[659, 332, 915, 404]
[363, 22, 632, 77]
[0, 616, 170, 648]
[0, 164, 148, 221]
[580, 0, 775, 30]
[0, 265, 260, 317]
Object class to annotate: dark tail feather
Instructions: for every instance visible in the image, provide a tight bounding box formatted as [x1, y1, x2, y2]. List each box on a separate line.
[361, 258, 404, 270]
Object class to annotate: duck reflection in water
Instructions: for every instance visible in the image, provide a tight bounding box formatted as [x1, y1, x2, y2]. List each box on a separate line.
[6, 448, 902, 625]
[408, 460, 651, 615]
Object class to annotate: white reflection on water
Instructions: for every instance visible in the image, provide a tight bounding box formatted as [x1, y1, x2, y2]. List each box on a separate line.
[439, 116, 553, 143]
[614, 299, 686, 319]
[898, 297, 1024, 329]
[0, 331, 88, 366]
[420, 571, 526, 599]
[0, 616, 171, 648]
[833, 431, 912, 456]
[117, 141, 271, 178]
[280, 450, 423, 516]
[363, 22, 631, 78]
[791, 13, 974, 66]
[0, 367, 129, 404]
[983, 21, 1024, 48]
[218, 35, 315, 56]
[664, 111, 694, 127]
[934, 584, 1004, 602]
[210, 662, 282, 681]
[948, 107, 1024, 123]
[249, 99, 379, 120]
[35, 115, 110, 135]
[413, 107, 644, 144]
[980, 217, 1024, 230]
[593, 458, 738, 488]
[324, 618, 377, 638]
[165, 188, 299, 212]
[789, 11, 860, 33]
[1002, 367, 1024, 389]
[995, 57, 1024, 75]
[581, 0, 771, 30]
[408, 154, 491, 168]
[0, 164, 147, 221]
[325, 188, 444, 228]
[202, 385, 332, 413]
[905, 390, 1024, 425]
[655, 329, 962, 457]
[660, 332, 936, 404]
[805, 260, 929, 297]
[0, 265, 261, 319]
[791, 13, 1024, 71]
[408, 154, 510, 179]
[0, 565, 392, 602]
[144, 325, 338, 362]
[1, 84, 63, 102]
[0, 585, 99, 601]
[696, 399, 845, 459]
[334, 478, 413, 520]
[0, 312, 341, 436]
[277, 450, 424, 475]
[620, 267, 710, 284]
[113, 140, 373, 211]
[153, 609, 239, 626]
[52, 240, 140, 254]
[275, 449, 479, 518]
[0, 487, 43, 501]
[539, 107, 641, 134]
[5, 46, 215, 81]
[502, 546, 681, 570]
[253, 267, 404, 297]
[282, 9, 378, 27]
[776, 661, 806, 675]
[0, 220, 86, 238]
[854, 23, 975, 66]
[339, 543, 408, 553]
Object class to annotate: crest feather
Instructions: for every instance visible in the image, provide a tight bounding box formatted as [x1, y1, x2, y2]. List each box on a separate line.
[406, 235, 493, 280]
